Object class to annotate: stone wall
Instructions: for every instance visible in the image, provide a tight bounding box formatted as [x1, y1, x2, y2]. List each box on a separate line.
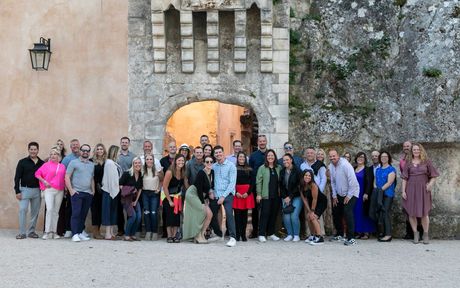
[289, 0, 460, 238]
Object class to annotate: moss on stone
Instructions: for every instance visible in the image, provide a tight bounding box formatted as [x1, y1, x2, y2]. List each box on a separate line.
[290, 29, 301, 45]
[394, 0, 407, 7]
[423, 68, 443, 78]
[452, 6, 460, 18]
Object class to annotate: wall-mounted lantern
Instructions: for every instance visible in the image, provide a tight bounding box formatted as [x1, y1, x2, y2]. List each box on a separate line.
[29, 37, 52, 71]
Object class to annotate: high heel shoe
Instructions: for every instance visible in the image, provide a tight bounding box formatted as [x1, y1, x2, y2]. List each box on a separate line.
[194, 237, 208, 244]
[378, 236, 392, 242]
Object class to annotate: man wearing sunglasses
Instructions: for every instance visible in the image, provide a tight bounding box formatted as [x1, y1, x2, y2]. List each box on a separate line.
[65, 144, 95, 242]
[277, 141, 303, 169]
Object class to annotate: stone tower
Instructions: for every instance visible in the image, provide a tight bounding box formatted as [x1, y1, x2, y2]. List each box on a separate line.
[128, 0, 290, 156]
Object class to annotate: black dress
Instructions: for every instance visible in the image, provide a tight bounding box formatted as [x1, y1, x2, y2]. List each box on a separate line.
[91, 162, 104, 226]
[304, 186, 327, 217]
[163, 175, 184, 227]
[194, 169, 214, 204]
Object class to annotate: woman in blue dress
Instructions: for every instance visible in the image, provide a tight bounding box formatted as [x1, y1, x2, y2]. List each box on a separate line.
[353, 152, 375, 239]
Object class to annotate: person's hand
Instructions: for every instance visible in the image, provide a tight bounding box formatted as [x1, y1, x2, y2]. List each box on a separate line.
[308, 212, 318, 221]
[332, 197, 338, 207]
[426, 183, 433, 192]
[44, 180, 51, 189]
[283, 197, 291, 205]
[132, 201, 137, 207]
[16, 193, 22, 200]
[70, 189, 78, 196]
[402, 191, 407, 200]
[242, 193, 248, 199]
[363, 194, 368, 201]
[217, 197, 225, 205]
[169, 200, 175, 207]
[256, 195, 262, 203]
[344, 196, 351, 205]
[209, 192, 215, 200]
[236, 193, 242, 199]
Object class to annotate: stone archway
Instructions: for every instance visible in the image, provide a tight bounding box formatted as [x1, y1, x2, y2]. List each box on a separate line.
[128, 0, 290, 157]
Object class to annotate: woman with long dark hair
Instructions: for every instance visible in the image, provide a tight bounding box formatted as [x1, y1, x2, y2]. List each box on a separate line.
[256, 149, 281, 242]
[142, 154, 164, 240]
[353, 152, 375, 239]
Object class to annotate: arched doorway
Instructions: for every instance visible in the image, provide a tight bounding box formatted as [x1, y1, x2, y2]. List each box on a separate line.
[163, 100, 258, 155]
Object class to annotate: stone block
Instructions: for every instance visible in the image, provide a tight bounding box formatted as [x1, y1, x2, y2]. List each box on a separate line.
[272, 84, 289, 94]
[273, 51, 289, 62]
[234, 49, 247, 60]
[265, 132, 289, 152]
[180, 24, 193, 36]
[275, 117, 289, 133]
[208, 37, 219, 48]
[235, 10, 246, 22]
[154, 62, 166, 73]
[207, 11, 219, 22]
[207, 61, 219, 73]
[129, 20, 146, 37]
[278, 93, 289, 105]
[234, 37, 246, 47]
[277, 73, 289, 84]
[261, 61, 273, 73]
[269, 104, 289, 118]
[182, 62, 195, 73]
[207, 24, 219, 36]
[234, 61, 247, 73]
[145, 124, 165, 140]
[273, 39, 289, 50]
[180, 11, 193, 23]
[235, 25, 246, 36]
[151, 12, 164, 24]
[261, 24, 272, 36]
[181, 38, 194, 48]
[273, 28, 289, 39]
[152, 37, 165, 48]
[152, 24, 164, 36]
[261, 36, 272, 48]
[260, 9, 272, 22]
[207, 50, 219, 60]
[261, 50, 273, 61]
[273, 61, 289, 73]
[153, 49, 166, 60]
[181, 49, 194, 61]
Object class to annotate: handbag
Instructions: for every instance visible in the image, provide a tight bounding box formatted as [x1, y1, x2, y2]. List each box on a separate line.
[121, 185, 136, 197]
[283, 203, 295, 214]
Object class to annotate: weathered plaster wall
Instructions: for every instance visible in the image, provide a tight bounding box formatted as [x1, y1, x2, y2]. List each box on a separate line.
[0, 0, 128, 229]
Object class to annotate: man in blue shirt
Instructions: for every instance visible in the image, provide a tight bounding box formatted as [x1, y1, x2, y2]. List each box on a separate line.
[210, 145, 237, 247]
[277, 141, 303, 169]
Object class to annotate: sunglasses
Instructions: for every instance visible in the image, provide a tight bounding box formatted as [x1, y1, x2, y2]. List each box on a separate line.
[284, 146, 293, 150]
[80, 149, 90, 153]
[205, 160, 214, 164]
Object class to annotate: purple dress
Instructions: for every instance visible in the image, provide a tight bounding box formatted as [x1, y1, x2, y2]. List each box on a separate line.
[402, 160, 439, 217]
[354, 169, 376, 233]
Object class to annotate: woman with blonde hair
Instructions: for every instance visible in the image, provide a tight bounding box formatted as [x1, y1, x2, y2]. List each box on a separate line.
[402, 143, 439, 244]
[35, 147, 66, 239]
[91, 143, 107, 239]
[101, 145, 122, 240]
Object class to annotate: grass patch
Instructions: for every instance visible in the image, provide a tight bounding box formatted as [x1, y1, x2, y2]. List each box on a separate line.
[423, 68, 442, 78]
[290, 29, 301, 45]
[394, 0, 407, 7]
[302, 13, 322, 22]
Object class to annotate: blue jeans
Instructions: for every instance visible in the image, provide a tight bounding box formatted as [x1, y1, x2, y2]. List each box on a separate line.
[142, 190, 160, 233]
[18, 187, 41, 235]
[125, 202, 141, 236]
[101, 191, 118, 226]
[70, 192, 93, 236]
[282, 197, 302, 236]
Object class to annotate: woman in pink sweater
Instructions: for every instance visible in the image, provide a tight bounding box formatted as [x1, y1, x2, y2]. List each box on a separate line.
[35, 147, 66, 239]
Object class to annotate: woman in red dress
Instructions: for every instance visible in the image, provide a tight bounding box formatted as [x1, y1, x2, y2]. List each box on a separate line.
[402, 143, 439, 244]
[233, 152, 255, 242]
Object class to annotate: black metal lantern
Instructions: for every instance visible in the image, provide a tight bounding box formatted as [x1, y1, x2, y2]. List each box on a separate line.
[29, 37, 52, 71]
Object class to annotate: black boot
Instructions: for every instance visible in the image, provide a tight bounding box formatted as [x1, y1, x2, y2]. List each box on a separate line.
[234, 210, 241, 241]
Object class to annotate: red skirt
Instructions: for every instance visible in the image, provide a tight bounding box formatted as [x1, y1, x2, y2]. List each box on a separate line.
[233, 184, 255, 210]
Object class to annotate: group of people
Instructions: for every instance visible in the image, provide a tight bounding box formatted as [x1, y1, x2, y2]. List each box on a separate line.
[14, 134, 439, 246]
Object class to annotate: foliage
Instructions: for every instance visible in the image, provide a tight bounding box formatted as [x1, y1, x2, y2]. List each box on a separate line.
[273, 0, 281, 5]
[394, 0, 407, 7]
[302, 13, 322, 22]
[290, 29, 301, 45]
[423, 68, 442, 78]
[290, 7, 296, 18]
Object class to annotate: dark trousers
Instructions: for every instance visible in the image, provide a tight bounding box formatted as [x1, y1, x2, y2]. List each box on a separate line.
[382, 196, 393, 236]
[116, 194, 125, 235]
[259, 198, 279, 237]
[209, 199, 223, 237]
[91, 188, 103, 226]
[332, 195, 356, 240]
[251, 191, 259, 236]
[209, 195, 236, 238]
[234, 209, 248, 240]
[57, 193, 72, 235]
[70, 192, 93, 236]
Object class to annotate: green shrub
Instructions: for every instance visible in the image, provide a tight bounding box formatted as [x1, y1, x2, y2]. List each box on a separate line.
[394, 0, 407, 7]
[423, 68, 442, 78]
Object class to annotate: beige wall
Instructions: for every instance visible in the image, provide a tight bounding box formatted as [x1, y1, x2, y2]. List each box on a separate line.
[0, 0, 128, 229]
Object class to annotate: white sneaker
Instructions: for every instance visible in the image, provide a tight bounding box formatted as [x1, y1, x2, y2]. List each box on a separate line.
[53, 233, 61, 240]
[269, 234, 280, 241]
[258, 236, 267, 243]
[284, 235, 293, 242]
[71, 234, 81, 242]
[81, 230, 89, 238]
[208, 236, 221, 242]
[78, 233, 90, 241]
[293, 236, 300, 242]
[226, 237, 237, 247]
[64, 231, 72, 238]
[42, 233, 49, 240]
[305, 235, 315, 243]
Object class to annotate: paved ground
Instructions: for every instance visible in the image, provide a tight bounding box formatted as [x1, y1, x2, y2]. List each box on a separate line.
[1, 229, 459, 288]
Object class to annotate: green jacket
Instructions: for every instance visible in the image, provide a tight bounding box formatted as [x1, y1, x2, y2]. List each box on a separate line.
[256, 165, 281, 199]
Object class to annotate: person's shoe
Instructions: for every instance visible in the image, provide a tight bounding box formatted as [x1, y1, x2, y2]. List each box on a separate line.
[78, 233, 90, 241]
[52, 233, 61, 240]
[293, 235, 300, 242]
[241, 235, 248, 242]
[269, 234, 280, 241]
[310, 236, 325, 246]
[151, 233, 158, 241]
[208, 235, 222, 242]
[81, 230, 89, 238]
[378, 236, 392, 242]
[145, 232, 151, 240]
[423, 233, 430, 244]
[330, 235, 344, 242]
[258, 236, 267, 243]
[42, 233, 49, 240]
[71, 234, 81, 242]
[16, 234, 26, 240]
[63, 231, 72, 238]
[27, 232, 39, 239]
[413, 231, 420, 244]
[284, 235, 293, 242]
[344, 238, 357, 246]
[305, 235, 315, 244]
[248, 233, 258, 239]
[403, 234, 412, 240]
[226, 237, 237, 247]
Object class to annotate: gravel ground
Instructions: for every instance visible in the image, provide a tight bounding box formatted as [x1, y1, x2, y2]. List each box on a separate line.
[1, 229, 459, 288]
